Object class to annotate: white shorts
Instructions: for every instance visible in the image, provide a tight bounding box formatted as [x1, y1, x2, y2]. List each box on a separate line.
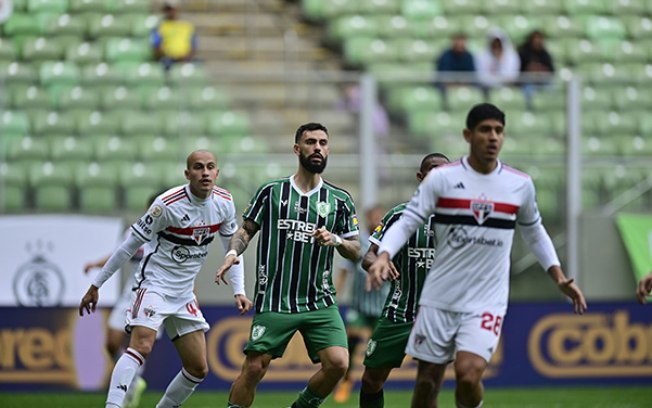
[405, 305, 504, 364]
[126, 288, 209, 340]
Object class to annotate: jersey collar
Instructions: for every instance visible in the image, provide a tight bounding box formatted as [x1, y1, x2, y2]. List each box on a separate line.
[290, 174, 323, 196]
[462, 155, 502, 176]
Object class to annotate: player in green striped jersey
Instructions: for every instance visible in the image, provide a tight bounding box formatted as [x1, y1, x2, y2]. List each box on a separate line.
[359, 153, 450, 408]
[216, 123, 361, 408]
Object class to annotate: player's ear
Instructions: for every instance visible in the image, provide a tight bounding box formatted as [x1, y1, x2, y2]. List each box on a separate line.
[416, 171, 424, 182]
[293, 143, 300, 155]
[463, 128, 472, 143]
[184, 168, 190, 180]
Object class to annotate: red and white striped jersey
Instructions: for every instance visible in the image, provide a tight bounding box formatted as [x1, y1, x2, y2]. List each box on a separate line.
[379, 156, 548, 314]
[130, 184, 238, 297]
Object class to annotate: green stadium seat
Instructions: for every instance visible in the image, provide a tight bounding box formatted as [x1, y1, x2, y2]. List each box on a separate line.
[223, 135, 270, 154]
[441, 0, 481, 15]
[490, 87, 528, 110]
[508, 111, 554, 138]
[564, 39, 606, 65]
[395, 38, 439, 62]
[30, 161, 75, 211]
[495, 15, 538, 45]
[10, 85, 51, 110]
[401, 0, 442, 19]
[104, 38, 151, 63]
[411, 16, 457, 39]
[612, 86, 652, 110]
[387, 86, 442, 114]
[574, 63, 621, 84]
[76, 161, 119, 213]
[608, 41, 648, 64]
[3, 13, 43, 36]
[119, 110, 164, 135]
[607, 0, 646, 15]
[445, 86, 486, 111]
[119, 161, 166, 211]
[0, 111, 31, 136]
[185, 86, 230, 111]
[40, 61, 80, 87]
[0, 162, 29, 211]
[12, 0, 28, 11]
[30, 110, 76, 135]
[160, 161, 187, 186]
[87, 14, 132, 38]
[583, 16, 626, 41]
[135, 136, 180, 162]
[141, 86, 181, 110]
[344, 37, 398, 66]
[49, 135, 94, 162]
[0, 62, 37, 84]
[602, 165, 644, 202]
[620, 135, 652, 155]
[75, 110, 122, 135]
[0, 38, 17, 61]
[55, 86, 101, 110]
[93, 135, 137, 161]
[120, 62, 165, 86]
[99, 86, 143, 110]
[531, 90, 565, 111]
[43, 13, 86, 36]
[207, 111, 250, 137]
[104, 0, 150, 14]
[328, 15, 377, 42]
[302, 0, 356, 21]
[624, 16, 652, 40]
[454, 15, 491, 39]
[374, 15, 415, 39]
[167, 63, 210, 86]
[164, 112, 207, 136]
[21, 37, 64, 61]
[583, 135, 619, 156]
[129, 14, 158, 37]
[81, 62, 124, 86]
[563, 0, 608, 15]
[68, 0, 104, 12]
[485, 0, 521, 14]
[359, 0, 400, 15]
[539, 15, 583, 39]
[27, 0, 69, 13]
[367, 61, 432, 82]
[5, 136, 49, 161]
[408, 110, 465, 137]
[65, 42, 103, 64]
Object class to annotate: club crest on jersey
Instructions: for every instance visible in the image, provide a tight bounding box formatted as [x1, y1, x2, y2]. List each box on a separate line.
[192, 227, 210, 244]
[471, 201, 494, 225]
[251, 325, 266, 341]
[317, 202, 331, 218]
[366, 339, 377, 357]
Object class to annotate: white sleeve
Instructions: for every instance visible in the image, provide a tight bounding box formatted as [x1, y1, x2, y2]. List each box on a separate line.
[519, 222, 560, 271]
[220, 234, 245, 296]
[92, 231, 146, 288]
[378, 171, 441, 258]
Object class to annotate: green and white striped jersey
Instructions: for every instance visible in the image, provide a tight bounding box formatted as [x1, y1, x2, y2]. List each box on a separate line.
[244, 175, 359, 314]
[369, 202, 436, 323]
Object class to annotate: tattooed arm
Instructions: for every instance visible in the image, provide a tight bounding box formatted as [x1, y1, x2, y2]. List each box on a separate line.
[215, 218, 260, 284]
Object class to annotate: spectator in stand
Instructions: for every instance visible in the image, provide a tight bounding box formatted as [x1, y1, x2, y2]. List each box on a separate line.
[435, 32, 476, 88]
[476, 28, 520, 95]
[518, 30, 555, 109]
[151, 0, 198, 70]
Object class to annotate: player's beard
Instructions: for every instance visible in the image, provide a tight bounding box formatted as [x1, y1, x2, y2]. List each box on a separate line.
[299, 153, 328, 174]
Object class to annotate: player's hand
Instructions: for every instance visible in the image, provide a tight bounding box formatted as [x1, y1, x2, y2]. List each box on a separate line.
[83, 262, 95, 274]
[234, 294, 253, 315]
[387, 261, 400, 281]
[366, 253, 391, 291]
[313, 227, 339, 247]
[79, 285, 99, 316]
[636, 273, 652, 304]
[215, 255, 239, 285]
[558, 278, 587, 314]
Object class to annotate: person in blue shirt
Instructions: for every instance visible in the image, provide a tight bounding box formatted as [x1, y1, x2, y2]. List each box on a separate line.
[436, 33, 476, 87]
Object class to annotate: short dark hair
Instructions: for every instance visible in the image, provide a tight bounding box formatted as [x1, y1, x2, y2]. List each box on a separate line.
[466, 103, 505, 131]
[294, 122, 328, 143]
[420, 152, 450, 170]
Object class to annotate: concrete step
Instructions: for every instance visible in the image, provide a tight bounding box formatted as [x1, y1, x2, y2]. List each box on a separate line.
[196, 36, 329, 60]
[221, 83, 343, 109]
[204, 59, 341, 75]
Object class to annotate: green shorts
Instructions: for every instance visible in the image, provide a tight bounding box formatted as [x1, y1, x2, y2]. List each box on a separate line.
[363, 317, 414, 368]
[345, 308, 380, 330]
[245, 305, 347, 363]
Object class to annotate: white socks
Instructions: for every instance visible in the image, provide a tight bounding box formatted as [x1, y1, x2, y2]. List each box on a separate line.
[155, 367, 204, 408]
[456, 400, 483, 408]
[106, 347, 145, 408]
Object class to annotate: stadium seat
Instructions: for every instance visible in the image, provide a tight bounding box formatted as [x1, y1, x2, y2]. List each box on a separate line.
[401, 0, 442, 19]
[539, 15, 583, 39]
[5, 136, 49, 161]
[81, 62, 124, 86]
[129, 14, 158, 37]
[441, 0, 482, 15]
[48, 135, 94, 162]
[99, 86, 143, 110]
[30, 110, 76, 135]
[328, 15, 378, 42]
[580, 85, 613, 111]
[65, 42, 103, 65]
[68, 0, 104, 12]
[508, 110, 555, 139]
[623, 16, 652, 40]
[373, 15, 415, 39]
[39, 61, 80, 87]
[445, 86, 486, 111]
[531, 90, 565, 111]
[87, 14, 133, 38]
[93, 135, 137, 161]
[583, 135, 619, 156]
[563, 0, 608, 15]
[411, 16, 457, 39]
[30, 161, 74, 211]
[104, 0, 150, 14]
[302, 0, 356, 21]
[119, 110, 164, 136]
[55, 85, 101, 110]
[120, 62, 165, 86]
[344, 37, 399, 66]
[387, 86, 442, 114]
[564, 39, 606, 65]
[119, 161, 166, 211]
[43, 13, 86, 36]
[395, 38, 439, 62]
[75, 110, 122, 135]
[27, 0, 69, 13]
[164, 112, 207, 136]
[358, 0, 400, 14]
[495, 14, 538, 44]
[76, 162, 119, 213]
[607, 40, 648, 64]
[0, 162, 29, 211]
[490, 87, 528, 110]
[3, 13, 43, 36]
[167, 63, 210, 86]
[0, 110, 31, 136]
[0, 62, 37, 84]
[135, 136, 181, 162]
[185, 86, 231, 111]
[583, 16, 626, 41]
[612, 86, 652, 110]
[141, 86, 182, 110]
[607, 0, 647, 15]
[104, 38, 151, 63]
[408, 110, 465, 137]
[0, 38, 17, 61]
[10, 85, 51, 110]
[21, 37, 64, 61]
[207, 111, 251, 137]
[620, 135, 652, 155]
[485, 0, 521, 14]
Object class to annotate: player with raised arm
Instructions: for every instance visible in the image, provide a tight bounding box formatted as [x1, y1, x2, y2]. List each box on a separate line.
[368, 103, 587, 408]
[79, 150, 252, 408]
[215, 123, 361, 408]
[359, 153, 450, 408]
